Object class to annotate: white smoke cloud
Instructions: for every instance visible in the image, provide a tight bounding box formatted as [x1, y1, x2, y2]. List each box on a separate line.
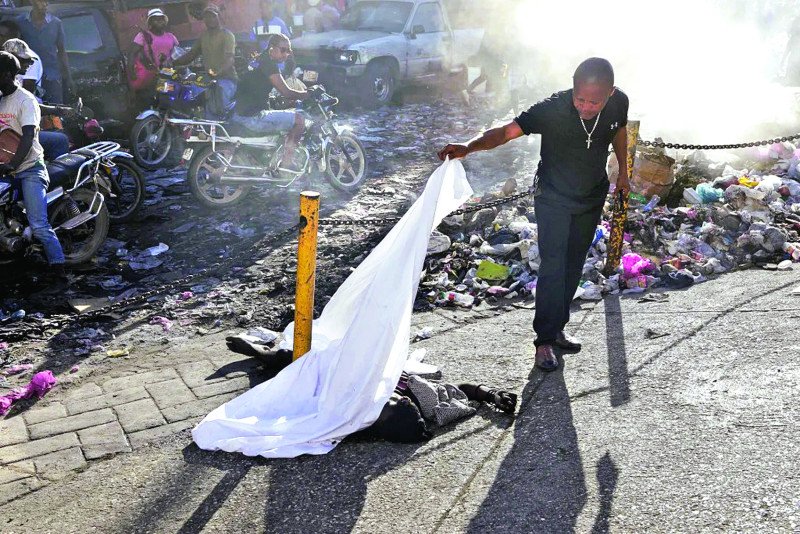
[509, 0, 800, 143]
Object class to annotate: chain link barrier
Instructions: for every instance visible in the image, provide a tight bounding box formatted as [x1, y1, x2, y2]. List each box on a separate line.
[641, 132, 800, 151]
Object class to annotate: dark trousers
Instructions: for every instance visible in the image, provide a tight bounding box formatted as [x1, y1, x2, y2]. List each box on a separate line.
[533, 195, 604, 346]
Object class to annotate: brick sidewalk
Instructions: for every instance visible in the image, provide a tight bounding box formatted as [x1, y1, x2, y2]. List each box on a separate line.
[0, 351, 265, 504]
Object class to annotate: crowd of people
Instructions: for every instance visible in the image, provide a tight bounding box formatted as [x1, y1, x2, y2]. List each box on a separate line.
[0, 0, 352, 278]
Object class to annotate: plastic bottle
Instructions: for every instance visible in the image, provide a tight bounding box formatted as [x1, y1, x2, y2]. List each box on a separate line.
[444, 291, 475, 307]
[642, 195, 661, 212]
[629, 192, 647, 204]
[784, 242, 800, 261]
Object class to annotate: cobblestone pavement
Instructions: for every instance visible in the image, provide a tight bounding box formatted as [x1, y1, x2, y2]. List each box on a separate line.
[0, 333, 264, 504]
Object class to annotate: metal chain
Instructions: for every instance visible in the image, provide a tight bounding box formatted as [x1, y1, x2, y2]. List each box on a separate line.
[2, 189, 535, 340]
[641, 133, 800, 151]
[319, 189, 533, 227]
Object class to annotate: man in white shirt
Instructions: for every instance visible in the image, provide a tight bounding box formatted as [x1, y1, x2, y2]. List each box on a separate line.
[0, 51, 64, 270]
[2, 38, 42, 100]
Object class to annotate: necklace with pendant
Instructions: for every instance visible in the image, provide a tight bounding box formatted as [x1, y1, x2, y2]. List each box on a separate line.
[579, 110, 601, 149]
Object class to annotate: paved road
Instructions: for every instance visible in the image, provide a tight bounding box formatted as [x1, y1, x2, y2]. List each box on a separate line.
[2, 267, 799, 533]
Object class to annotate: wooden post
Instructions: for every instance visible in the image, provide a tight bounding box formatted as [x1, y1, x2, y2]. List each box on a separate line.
[293, 191, 319, 360]
[604, 120, 640, 277]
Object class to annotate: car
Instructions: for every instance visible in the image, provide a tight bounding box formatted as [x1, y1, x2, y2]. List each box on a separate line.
[291, 0, 484, 108]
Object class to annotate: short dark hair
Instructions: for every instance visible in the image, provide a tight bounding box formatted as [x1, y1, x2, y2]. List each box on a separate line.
[573, 57, 614, 88]
[0, 51, 19, 76]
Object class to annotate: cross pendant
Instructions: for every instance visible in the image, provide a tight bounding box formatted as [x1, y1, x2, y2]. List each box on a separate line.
[586, 138, 592, 149]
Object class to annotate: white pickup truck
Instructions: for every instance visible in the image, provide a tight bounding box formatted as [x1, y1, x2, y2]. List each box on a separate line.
[291, 0, 484, 107]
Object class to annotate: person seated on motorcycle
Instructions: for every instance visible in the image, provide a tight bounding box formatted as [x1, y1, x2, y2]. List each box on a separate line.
[231, 33, 317, 170]
[1, 39, 69, 161]
[172, 5, 237, 119]
[0, 51, 65, 272]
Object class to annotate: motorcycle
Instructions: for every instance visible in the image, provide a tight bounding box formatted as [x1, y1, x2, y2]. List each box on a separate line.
[42, 102, 146, 223]
[129, 68, 224, 170]
[0, 142, 118, 266]
[184, 89, 368, 208]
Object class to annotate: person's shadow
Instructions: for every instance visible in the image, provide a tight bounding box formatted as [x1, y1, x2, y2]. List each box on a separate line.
[466, 364, 587, 533]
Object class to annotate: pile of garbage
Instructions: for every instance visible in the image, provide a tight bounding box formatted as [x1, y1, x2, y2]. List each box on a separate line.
[418, 142, 800, 309]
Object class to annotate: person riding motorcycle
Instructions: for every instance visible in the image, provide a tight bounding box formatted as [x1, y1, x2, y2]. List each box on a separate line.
[0, 51, 65, 274]
[231, 33, 318, 169]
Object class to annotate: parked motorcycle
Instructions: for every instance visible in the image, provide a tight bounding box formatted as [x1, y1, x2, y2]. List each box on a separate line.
[0, 142, 118, 266]
[42, 103, 146, 223]
[185, 89, 367, 208]
[129, 68, 223, 170]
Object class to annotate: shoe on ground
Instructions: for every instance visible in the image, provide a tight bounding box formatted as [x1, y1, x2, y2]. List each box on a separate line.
[535, 344, 559, 371]
[554, 331, 581, 352]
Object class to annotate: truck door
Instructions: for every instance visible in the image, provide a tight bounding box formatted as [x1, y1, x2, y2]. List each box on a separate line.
[60, 9, 128, 122]
[406, 2, 452, 78]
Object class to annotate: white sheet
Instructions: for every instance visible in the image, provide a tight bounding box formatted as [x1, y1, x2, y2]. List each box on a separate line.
[192, 159, 473, 458]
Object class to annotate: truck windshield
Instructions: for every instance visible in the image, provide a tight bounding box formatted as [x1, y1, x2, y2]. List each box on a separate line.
[341, 1, 413, 33]
[63, 14, 104, 54]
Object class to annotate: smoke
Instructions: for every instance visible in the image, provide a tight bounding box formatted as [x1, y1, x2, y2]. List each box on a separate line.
[506, 0, 800, 144]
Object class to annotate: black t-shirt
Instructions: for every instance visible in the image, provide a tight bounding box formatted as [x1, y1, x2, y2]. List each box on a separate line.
[234, 55, 280, 116]
[514, 88, 629, 206]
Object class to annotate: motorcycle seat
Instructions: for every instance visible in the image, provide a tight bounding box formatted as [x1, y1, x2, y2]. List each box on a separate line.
[46, 152, 93, 187]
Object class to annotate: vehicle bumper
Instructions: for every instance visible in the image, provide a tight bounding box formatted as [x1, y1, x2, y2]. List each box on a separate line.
[299, 63, 366, 93]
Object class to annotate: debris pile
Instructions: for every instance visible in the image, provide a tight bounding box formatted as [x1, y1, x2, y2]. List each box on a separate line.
[419, 143, 800, 309]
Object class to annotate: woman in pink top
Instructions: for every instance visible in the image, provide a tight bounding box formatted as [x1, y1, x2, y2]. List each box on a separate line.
[127, 8, 179, 102]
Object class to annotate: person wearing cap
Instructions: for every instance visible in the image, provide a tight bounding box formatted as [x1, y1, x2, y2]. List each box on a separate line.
[1, 36, 42, 100]
[15, 0, 73, 104]
[173, 4, 238, 117]
[128, 8, 179, 105]
[0, 37, 66, 161]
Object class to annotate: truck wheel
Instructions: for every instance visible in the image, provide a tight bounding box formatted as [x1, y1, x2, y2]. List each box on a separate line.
[360, 63, 395, 108]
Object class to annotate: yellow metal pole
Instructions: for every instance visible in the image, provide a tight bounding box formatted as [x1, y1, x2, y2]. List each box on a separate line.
[604, 120, 640, 277]
[293, 191, 320, 360]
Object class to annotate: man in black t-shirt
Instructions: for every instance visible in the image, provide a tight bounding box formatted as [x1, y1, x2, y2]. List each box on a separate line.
[439, 57, 629, 371]
[232, 33, 311, 166]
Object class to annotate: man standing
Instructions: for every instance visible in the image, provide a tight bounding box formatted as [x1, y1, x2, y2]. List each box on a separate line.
[0, 51, 65, 271]
[438, 58, 629, 371]
[16, 0, 73, 104]
[173, 4, 237, 117]
[251, 0, 292, 49]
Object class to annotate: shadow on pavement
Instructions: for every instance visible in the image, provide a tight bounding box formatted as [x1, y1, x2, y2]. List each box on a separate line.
[466, 366, 587, 533]
[590, 452, 619, 534]
[603, 295, 631, 407]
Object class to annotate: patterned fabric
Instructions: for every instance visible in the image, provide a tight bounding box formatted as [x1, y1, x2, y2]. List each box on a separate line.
[407, 375, 476, 427]
[604, 189, 629, 275]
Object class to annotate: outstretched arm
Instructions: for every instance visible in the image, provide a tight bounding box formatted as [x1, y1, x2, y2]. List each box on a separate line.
[437, 120, 524, 160]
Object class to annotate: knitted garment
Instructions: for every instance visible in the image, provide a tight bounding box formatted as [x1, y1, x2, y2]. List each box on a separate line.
[407, 375, 476, 427]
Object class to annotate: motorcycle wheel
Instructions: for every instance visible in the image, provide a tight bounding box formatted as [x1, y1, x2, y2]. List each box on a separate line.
[103, 158, 146, 223]
[188, 145, 251, 208]
[49, 189, 110, 265]
[324, 132, 368, 192]
[130, 116, 183, 170]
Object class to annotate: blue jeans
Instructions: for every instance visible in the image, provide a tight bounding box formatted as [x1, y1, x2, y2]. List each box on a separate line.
[205, 78, 237, 119]
[19, 163, 65, 265]
[232, 110, 296, 134]
[39, 131, 70, 161]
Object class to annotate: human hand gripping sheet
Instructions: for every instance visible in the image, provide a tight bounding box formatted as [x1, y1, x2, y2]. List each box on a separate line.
[192, 159, 473, 458]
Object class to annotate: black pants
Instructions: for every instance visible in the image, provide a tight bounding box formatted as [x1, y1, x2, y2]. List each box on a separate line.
[533, 195, 604, 346]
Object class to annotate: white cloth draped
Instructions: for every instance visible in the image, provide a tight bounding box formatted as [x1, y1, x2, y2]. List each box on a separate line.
[192, 159, 472, 458]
